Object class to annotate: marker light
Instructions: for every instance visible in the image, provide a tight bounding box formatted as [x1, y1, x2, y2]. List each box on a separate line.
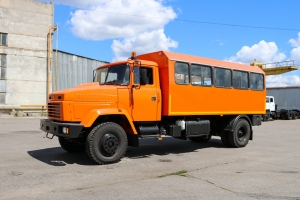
[131, 52, 136, 60]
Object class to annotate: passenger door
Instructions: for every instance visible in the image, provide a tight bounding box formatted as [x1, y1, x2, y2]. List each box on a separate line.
[131, 67, 159, 121]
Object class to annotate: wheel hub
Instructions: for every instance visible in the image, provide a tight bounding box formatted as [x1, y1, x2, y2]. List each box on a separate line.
[101, 133, 119, 155]
[237, 128, 246, 141]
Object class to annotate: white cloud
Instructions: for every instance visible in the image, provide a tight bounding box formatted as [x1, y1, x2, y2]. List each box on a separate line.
[39, 0, 178, 61]
[69, 0, 177, 40]
[227, 40, 286, 64]
[111, 29, 178, 61]
[290, 46, 300, 63]
[227, 39, 300, 87]
[267, 75, 300, 87]
[289, 32, 300, 47]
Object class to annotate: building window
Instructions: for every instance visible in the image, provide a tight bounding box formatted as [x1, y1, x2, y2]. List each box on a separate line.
[0, 33, 7, 46]
[175, 62, 189, 84]
[0, 54, 6, 104]
[213, 67, 232, 88]
[0, 54, 7, 79]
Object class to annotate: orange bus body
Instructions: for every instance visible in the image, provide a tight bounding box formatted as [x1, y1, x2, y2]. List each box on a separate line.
[137, 51, 265, 116]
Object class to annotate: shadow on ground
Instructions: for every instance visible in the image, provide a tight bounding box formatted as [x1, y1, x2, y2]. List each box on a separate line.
[28, 137, 226, 166]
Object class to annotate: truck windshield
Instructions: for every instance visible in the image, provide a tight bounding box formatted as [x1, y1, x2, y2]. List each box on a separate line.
[96, 64, 130, 85]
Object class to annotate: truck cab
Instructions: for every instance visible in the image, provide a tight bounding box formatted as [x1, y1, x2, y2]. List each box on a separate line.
[266, 96, 275, 112]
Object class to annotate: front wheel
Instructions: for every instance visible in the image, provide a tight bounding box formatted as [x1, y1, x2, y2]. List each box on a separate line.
[58, 137, 86, 153]
[228, 119, 250, 148]
[188, 134, 212, 142]
[86, 122, 128, 165]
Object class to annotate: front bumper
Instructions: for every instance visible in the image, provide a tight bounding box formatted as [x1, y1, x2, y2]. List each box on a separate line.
[40, 119, 84, 138]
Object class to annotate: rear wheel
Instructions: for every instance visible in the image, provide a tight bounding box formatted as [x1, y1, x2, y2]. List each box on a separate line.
[58, 137, 86, 153]
[189, 134, 212, 142]
[228, 119, 250, 148]
[221, 131, 231, 147]
[86, 122, 128, 165]
[287, 112, 292, 120]
[292, 112, 297, 119]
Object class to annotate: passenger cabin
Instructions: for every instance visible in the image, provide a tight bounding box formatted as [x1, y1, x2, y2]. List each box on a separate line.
[137, 51, 266, 116]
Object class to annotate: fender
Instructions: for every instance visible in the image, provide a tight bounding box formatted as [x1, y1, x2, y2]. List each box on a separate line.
[224, 115, 253, 140]
[80, 108, 138, 134]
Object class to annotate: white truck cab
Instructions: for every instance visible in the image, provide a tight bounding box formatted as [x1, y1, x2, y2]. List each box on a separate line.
[266, 96, 275, 112]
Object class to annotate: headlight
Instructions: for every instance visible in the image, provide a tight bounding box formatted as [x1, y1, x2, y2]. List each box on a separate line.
[62, 127, 69, 134]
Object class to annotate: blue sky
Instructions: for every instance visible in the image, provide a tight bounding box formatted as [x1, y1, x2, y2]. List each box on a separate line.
[38, 0, 300, 87]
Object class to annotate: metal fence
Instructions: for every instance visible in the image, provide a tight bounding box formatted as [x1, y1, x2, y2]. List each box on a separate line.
[52, 50, 108, 91]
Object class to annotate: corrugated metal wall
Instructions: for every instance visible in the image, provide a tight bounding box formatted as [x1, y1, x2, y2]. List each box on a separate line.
[267, 86, 300, 110]
[52, 50, 108, 91]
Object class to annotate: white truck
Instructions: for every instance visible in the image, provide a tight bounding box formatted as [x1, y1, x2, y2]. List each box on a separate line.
[263, 96, 300, 121]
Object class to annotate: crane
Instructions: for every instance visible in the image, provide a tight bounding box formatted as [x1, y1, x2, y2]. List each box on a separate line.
[250, 60, 298, 76]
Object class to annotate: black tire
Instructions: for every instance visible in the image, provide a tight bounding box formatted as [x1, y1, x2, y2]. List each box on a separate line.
[263, 113, 270, 122]
[86, 122, 128, 165]
[228, 119, 250, 148]
[189, 134, 212, 142]
[221, 131, 231, 147]
[287, 112, 292, 120]
[58, 137, 86, 153]
[292, 112, 297, 120]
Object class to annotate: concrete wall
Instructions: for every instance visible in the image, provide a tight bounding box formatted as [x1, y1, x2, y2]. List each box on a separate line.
[0, 0, 53, 106]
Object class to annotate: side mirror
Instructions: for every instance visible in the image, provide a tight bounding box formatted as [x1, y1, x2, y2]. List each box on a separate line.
[133, 66, 140, 87]
[93, 69, 97, 82]
[140, 68, 147, 85]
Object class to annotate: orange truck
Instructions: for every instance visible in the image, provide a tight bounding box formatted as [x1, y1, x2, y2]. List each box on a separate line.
[40, 51, 265, 164]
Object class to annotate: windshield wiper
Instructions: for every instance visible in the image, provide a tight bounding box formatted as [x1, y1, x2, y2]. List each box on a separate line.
[104, 80, 121, 85]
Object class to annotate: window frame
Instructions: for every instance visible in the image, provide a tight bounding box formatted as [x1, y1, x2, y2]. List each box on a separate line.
[0, 54, 7, 80]
[213, 67, 232, 88]
[0, 33, 8, 46]
[190, 63, 212, 87]
[174, 61, 190, 85]
[250, 72, 264, 91]
[232, 70, 249, 90]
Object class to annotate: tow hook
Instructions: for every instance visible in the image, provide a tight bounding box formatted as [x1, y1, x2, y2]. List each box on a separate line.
[46, 133, 54, 139]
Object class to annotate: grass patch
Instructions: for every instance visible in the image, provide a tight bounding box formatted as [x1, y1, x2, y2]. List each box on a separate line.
[159, 170, 187, 178]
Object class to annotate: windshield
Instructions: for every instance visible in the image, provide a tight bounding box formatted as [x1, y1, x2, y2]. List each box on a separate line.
[96, 64, 130, 85]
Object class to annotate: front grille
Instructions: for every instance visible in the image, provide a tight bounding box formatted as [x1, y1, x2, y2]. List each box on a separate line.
[48, 103, 61, 119]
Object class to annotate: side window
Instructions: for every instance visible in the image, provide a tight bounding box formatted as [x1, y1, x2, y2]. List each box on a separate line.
[233, 70, 248, 89]
[190, 64, 212, 86]
[98, 67, 108, 84]
[270, 98, 273, 103]
[175, 62, 189, 84]
[213, 67, 231, 88]
[141, 67, 153, 85]
[250, 73, 264, 90]
[266, 97, 269, 103]
[122, 65, 130, 85]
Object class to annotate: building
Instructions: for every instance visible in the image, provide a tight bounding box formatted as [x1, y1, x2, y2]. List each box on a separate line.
[0, 0, 108, 112]
[267, 86, 300, 110]
[0, 0, 53, 107]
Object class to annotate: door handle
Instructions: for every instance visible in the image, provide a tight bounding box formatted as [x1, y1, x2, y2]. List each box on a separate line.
[151, 96, 156, 101]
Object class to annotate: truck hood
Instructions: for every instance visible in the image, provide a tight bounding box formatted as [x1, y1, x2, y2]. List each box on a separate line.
[51, 83, 118, 102]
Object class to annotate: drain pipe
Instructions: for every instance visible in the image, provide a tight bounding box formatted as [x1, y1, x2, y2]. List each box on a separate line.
[47, 26, 57, 100]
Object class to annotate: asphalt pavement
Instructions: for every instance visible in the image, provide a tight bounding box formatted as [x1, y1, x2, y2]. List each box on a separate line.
[0, 117, 299, 200]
